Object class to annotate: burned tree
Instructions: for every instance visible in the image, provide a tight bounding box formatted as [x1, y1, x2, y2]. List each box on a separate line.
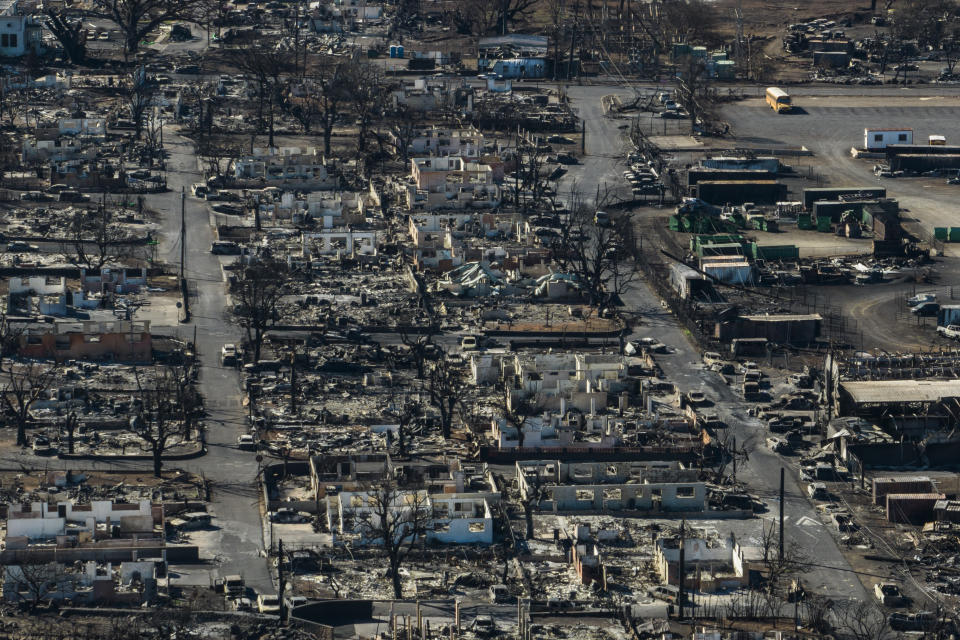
[233, 44, 290, 146]
[353, 473, 431, 599]
[92, 0, 193, 57]
[6, 563, 72, 609]
[386, 397, 421, 457]
[133, 365, 199, 478]
[45, 9, 87, 65]
[312, 55, 351, 157]
[63, 202, 141, 271]
[345, 64, 388, 154]
[233, 258, 289, 362]
[517, 463, 546, 540]
[512, 137, 554, 215]
[126, 70, 156, 140]
[1, 359, 59, 447]
[494, 390, 544, 449]
[386, 103, 423, 163]
[457, 0, 537, 35]
[398, 322, 437, 380]
[834, 600, 893, 640]
[427, 355, 465, 439]
[552, 207, 640, 317]
[757, 519, 810, 619]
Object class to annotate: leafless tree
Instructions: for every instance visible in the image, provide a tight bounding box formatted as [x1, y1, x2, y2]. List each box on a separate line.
[346, 64, 389, 154]
[387, 397, 421, 457]
[193, 132, 244, 179]
[758, 519, 809, 619]
[92, 0, 193, 57]
[458, 0, 536, 35]
[834, 600, 894, 640]
[311, 55, 352, 157]
[5, 563, 73, 609]
[63, 411, 79, 455]
[62, 202, 141, 271]
[802, 593, 835, 636]
[1, 359, 59, 447]
[551, 206, 641, 317]
[233, 258, 289, 362]
[512, 137, 554, 214]
[427, 355, 465, 439]
[126, 70, 156, 140]
[398, 322, 437, 380]
[387, 103, 423, 163]
[711, 429, 755, 483]
[45, 9, 87, 65]
[518, 464, 545, 539]
[133, 365, 198, 478]
[353, 473, 431, 599]
[233, 44, 291, 146]
[494, 389, 544, 449]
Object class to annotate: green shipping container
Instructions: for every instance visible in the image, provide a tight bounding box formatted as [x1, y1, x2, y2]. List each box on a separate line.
[756, 244, 800, 260]
[950, 227, 960, 242]
[798, 214, 813, 230]
[935, 227, 948, 240]
[817, 217, 832, 233]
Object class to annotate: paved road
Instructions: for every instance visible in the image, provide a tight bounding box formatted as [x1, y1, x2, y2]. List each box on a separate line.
[146, 130, 273, 593]
[558, 85, 870, 604]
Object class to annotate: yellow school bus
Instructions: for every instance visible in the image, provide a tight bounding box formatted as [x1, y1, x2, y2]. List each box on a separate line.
[766, 87, 792, 113]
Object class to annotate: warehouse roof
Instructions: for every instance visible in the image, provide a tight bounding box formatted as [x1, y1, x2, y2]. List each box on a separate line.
[841, 379, 960, 404]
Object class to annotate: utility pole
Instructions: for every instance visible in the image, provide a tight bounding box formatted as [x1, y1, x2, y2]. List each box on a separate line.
[779, 467, 785, 564]
[677, 518, 686, 619]
[289, 351, 297, 413]
[731, 435, 736, 482]
[277, 538, 286, 624]
[180, 186, 186, 281]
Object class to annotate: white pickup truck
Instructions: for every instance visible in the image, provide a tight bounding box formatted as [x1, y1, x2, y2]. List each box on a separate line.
[937, 324, 960, 340]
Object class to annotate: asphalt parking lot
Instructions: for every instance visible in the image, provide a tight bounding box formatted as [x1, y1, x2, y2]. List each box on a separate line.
[721, 96, 960, 255]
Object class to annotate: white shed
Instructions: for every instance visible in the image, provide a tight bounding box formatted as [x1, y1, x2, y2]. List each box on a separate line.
[864, 128, 913, 150]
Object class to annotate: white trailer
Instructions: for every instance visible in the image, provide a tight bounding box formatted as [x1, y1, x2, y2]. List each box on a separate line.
[864, 128, 913, 151]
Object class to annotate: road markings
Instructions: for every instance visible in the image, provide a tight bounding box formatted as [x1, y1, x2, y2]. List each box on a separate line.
[795, 515, 822, 527]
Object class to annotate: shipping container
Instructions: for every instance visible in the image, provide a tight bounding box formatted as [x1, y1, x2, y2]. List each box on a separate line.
[886, 492, 944, 524]
[935, 227, 949, 240]
[803, 187, 886, 210]
[687, 169, 775, 185]
[696, 180, 788, 206]
[669, 262, 707, 300]
[937, 305, 960, 327]
[950, 227, 960, 243]
[889, 153, 960, 173]
[702, 157, 779, 172]
[697, 242, 744, 258]
[750, 243, 799, 260]
[872, 476, 934, 505]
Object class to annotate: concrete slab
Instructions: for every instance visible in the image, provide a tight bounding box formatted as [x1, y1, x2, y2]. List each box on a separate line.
[648, 135, 706, 151]
[750, 228, 873, 258]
